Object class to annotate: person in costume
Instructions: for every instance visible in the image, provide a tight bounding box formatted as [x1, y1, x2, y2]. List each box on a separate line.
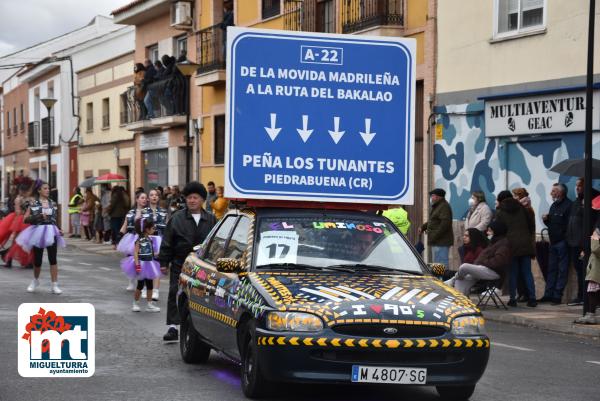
[142, 189, 167, 301]
[2, 177, 34, 268]
[118, 191, 148, 291]
[120, 217, 161, 312]
[18, 181, 66, 294]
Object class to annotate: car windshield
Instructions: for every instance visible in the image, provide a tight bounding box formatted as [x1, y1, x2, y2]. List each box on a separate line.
[255, 215, 423, 274]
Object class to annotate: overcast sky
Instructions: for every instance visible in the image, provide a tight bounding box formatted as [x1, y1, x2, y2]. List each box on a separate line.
[0, 0, 128, 57]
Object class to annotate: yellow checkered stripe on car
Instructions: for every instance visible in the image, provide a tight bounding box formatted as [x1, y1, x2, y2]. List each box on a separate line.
[257, 336, 490, 349]
[189, 301, 237, 328]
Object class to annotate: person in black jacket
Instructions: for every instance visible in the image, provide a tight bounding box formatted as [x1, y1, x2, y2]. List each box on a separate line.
[142, 59, 157, 118]
[540, 183, 573, 304]
[159, 181, 216, 341]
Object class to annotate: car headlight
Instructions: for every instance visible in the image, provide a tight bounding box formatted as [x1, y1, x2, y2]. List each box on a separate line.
[451, 316, 486, 336]
[266, 312, 324, 332]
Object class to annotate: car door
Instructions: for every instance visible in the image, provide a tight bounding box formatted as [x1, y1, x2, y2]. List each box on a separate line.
[191, 215, 237, 342]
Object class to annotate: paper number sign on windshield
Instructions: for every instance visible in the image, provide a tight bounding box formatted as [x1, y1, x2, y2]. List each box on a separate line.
[257, 231, 299, 266]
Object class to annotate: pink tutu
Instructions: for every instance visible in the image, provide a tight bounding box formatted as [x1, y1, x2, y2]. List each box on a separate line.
[120, 256, 161, 280]
[117, 232, 138, 255]
[0, 212, 17, 246]
[15, 225, 65, 252]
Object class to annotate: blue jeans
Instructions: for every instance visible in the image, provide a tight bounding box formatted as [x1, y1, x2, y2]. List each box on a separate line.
[509, 256, 536, 301]
[144, 90, 154, 119]
[431, 246, 450, 268]
[544, 240, 569, 300]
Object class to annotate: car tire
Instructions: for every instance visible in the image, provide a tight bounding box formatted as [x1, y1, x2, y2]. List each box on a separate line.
[436, 385, 476, 401]
[180, 314, 211, 364]
[241, 321, 270, 398]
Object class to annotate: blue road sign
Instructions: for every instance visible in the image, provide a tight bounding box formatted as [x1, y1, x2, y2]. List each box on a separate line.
[225, 27, 415, 205]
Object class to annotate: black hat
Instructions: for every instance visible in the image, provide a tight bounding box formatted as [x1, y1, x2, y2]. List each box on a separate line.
[182, 181, 208, 200]
[496, 190, 512, 203]
[429, 188, 446, 197]
[487, 220, 507, 237]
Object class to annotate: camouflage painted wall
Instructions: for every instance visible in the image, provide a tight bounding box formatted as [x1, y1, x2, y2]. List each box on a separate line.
[433, 102, 600, 231]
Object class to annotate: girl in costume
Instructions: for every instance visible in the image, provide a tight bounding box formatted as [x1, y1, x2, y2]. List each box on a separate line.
[118, 191, 148, 291]
[18, 181, 66, 294]
[120, 217, 161, 312]
[2, 178, 34, 268]
[142, 189, 168, 301]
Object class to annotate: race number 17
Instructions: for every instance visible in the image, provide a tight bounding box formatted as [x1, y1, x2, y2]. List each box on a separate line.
[301, 45, 343, 65]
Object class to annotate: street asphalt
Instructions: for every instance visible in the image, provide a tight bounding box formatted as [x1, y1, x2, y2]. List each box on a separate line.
[0, 244, 599, 401]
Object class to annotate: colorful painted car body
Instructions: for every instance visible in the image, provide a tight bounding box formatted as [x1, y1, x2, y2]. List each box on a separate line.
[178, 208, 489, 399]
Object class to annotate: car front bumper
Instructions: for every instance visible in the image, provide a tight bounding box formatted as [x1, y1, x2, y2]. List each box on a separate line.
[255, 329, 490, 385]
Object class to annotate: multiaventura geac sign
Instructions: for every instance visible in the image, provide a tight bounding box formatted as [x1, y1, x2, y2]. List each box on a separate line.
[485, 89, 600, 137]
[224, 27, 416, 205]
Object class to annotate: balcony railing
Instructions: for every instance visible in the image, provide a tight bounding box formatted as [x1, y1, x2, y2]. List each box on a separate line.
[41, 117, 53, 147]
[120, 111, 128, 126]
[123, 75, 188, 124]
[342, 0, 404, 33]
[28, 122, 40, 148]
[102, 115, 110, 129]
[86, 118, 93, 132]
[196, 24, 226, 74]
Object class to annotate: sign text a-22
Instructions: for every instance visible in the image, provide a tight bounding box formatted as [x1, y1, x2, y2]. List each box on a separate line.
[224, 27, 416, 205]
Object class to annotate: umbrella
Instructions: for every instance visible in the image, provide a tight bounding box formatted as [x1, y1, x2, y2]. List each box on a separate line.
[78, 176, 96, 188]
[94, 173, 128, 184]
[550, 158, 600, 177]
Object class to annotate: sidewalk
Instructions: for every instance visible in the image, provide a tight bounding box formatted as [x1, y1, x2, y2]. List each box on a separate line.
[64, 238, 600, 341]
[475, 296, 600, 341]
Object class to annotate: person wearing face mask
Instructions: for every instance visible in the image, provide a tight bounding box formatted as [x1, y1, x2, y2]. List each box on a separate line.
[495, 190, 537, 307]
[419, 188, 453, 268]
[539, 183, 573, 305]
[445, 221, 511, 296]
[465, 191, 493, 233]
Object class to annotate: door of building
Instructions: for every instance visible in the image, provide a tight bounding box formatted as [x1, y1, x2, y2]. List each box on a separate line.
[144, 149, 169, 190]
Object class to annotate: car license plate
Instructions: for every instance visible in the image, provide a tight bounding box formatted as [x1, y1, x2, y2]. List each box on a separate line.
[351, 365, 426, 384]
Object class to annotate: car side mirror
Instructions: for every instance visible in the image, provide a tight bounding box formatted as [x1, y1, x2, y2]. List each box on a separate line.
[216, 258, 243, 273]
[428, 263, 446, 279]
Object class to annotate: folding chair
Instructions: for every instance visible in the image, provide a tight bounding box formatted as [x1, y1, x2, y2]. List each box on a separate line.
[476, 279, 507, 310]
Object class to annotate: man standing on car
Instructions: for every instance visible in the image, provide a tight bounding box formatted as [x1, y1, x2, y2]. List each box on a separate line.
[160, 182, 217, 341]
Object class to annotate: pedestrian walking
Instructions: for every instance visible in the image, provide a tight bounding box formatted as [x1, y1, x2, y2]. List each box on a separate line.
[566, 178, 587, 306]
[464, 191, 493, 233]
[17, 181, 66, 294]
[383, 205, 411, 235]
[119, 191, 148, 291]
[109, 186, 129, 247]
[540, 183, 573, 305]
[512, 187, 536, 302]
[420, 188, 453, 268]
[143, 189, 168, 301]
[574, 225, 600, 325]
[445, 220, 511, 296]
[495, 190, 537, 307]
[68, 187, 83, 238]
[160, 182, 217, 341]
[120, 217, 161, 313]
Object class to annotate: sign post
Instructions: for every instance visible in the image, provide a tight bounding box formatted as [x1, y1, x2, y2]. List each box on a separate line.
[225, 27, 416, 205]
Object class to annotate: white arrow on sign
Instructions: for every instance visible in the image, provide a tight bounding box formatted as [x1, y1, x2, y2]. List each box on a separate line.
[264, 113, 282, 141]
[359, 118, 376, 146]
[328, 116, 345, 144]
[296, 115, 314, 143]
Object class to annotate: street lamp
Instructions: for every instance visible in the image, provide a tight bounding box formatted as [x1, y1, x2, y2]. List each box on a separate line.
[41, 98, 57, 188]
[176, 60, 200, 183]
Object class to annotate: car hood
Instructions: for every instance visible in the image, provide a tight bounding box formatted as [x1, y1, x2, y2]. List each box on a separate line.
[246, 271, 480, 328]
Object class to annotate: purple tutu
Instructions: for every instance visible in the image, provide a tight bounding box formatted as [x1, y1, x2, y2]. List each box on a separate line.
[120, 256, 161, 280]
[117, 232, 138, 255]
[15, 225, 66, 252]
[151, 235, 162, 253]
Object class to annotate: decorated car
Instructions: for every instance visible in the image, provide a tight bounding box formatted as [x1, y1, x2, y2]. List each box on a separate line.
[178, 207, 489, 400]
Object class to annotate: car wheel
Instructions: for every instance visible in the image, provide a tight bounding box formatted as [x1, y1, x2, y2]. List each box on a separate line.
[180, 314, 211, 364]
[436, 385, 476, 401]
[241, 321, 269, 398]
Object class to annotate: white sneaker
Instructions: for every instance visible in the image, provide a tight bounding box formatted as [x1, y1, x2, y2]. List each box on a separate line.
[141, 289, 147, 298]
[27, 279, 40, 293]
[103, 241, 112, 245]
[152, 289, 159, 301]
[146, 301, 160, 312]
[126, 279, 136, 291]
[132, 301, 141, 312]
[51, 283, 63, 295]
